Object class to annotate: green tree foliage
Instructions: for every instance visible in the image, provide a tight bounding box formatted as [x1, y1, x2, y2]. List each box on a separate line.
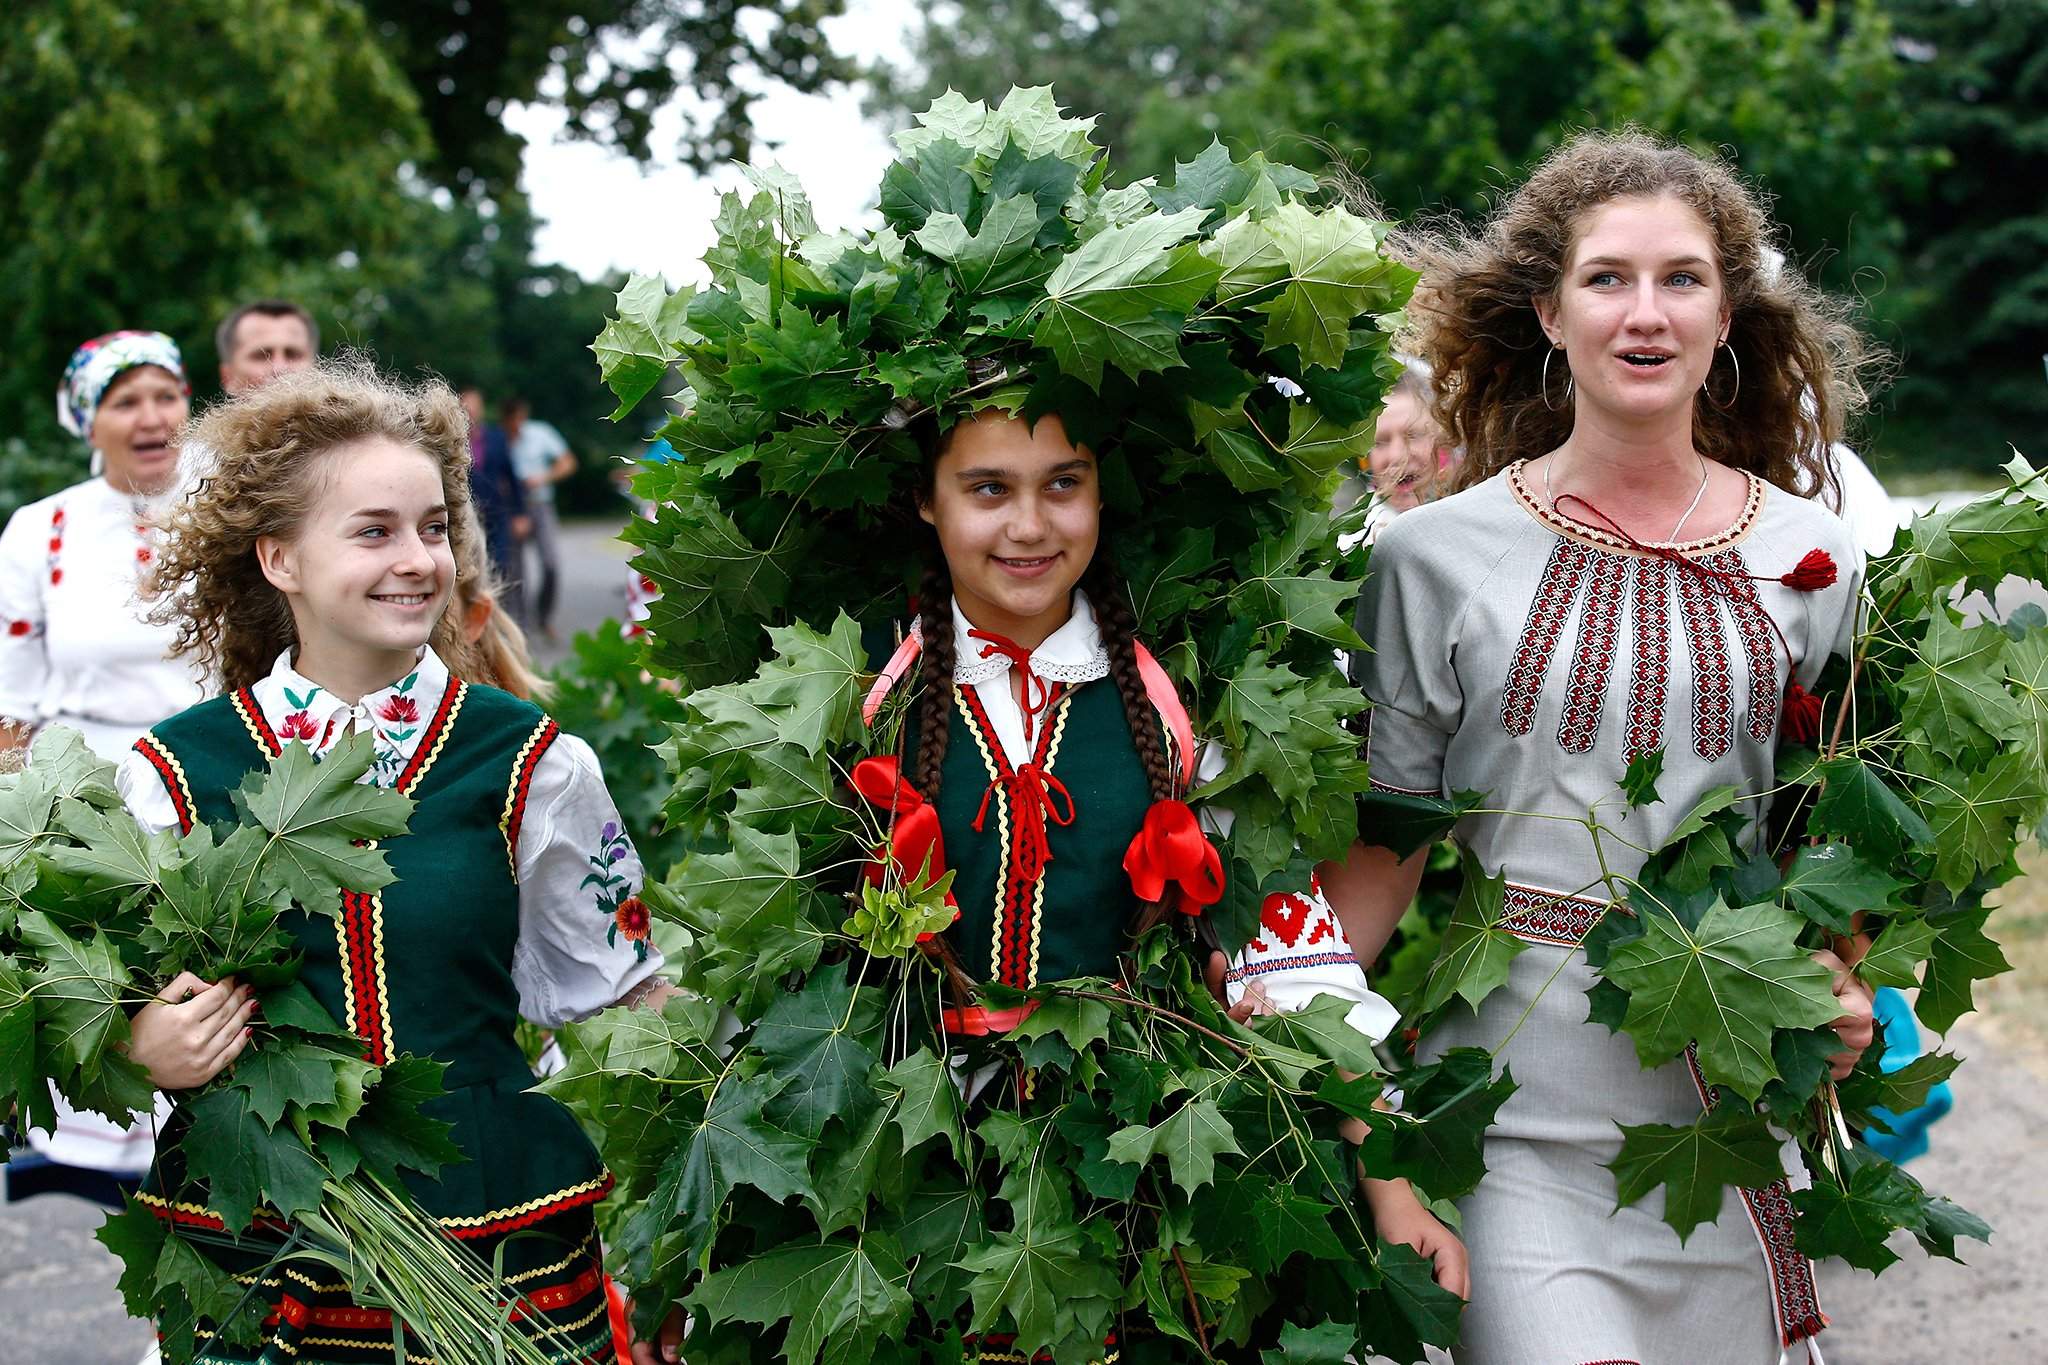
[361, 0, 850, 197]
[868, 0, 1305, 182]
[1874, 0, 2048, 472]
[0, 0, 425, 446]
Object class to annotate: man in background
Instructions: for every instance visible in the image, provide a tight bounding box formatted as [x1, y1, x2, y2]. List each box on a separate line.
[216, 299, 317, 396]
[460, 385, 530, 626]
[502, 396, 578, 640]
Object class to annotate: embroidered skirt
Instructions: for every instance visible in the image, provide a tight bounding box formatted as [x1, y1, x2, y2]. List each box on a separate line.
[179, 1206, 619, 1364]
[1423, 904, 1826, 1365]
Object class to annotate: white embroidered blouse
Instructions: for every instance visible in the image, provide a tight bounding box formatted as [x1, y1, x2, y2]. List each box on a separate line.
[115, 646, 663, 1025]
[0, 477, 207, 760]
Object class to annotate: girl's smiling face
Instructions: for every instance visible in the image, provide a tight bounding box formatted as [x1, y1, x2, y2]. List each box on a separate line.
[256, 437, 456, 691]
[919, 411, 1101, 647]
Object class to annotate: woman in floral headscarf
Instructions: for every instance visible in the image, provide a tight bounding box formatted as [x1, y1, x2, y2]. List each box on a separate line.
[1, 332, 202, 1207]
[0, 331, 208, 763]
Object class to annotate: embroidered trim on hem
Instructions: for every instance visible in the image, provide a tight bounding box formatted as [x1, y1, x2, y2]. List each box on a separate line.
[1224, 951, 1361, 981]
[439, 1171, 616, 1240]
[1367, 777, 1441, 797]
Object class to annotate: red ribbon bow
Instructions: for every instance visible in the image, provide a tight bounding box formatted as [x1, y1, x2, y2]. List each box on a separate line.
[967, 628, 1052, 742]
[1122, 799, 1226, 915]
[973, 764, 1075, 886]
[849, 757, 958, 928]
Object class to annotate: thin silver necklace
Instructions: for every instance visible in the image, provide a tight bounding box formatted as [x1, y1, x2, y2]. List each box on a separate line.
[1544, 453, 1711, 543]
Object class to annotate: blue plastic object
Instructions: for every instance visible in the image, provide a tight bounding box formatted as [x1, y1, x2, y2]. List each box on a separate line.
[1862, 985, 1955, 1164]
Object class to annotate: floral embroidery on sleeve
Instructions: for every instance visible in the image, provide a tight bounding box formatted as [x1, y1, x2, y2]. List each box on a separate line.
[583, 819, 649, 961]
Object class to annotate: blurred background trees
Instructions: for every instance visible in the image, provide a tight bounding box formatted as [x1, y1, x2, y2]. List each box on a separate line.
[1, 0, 2039, 509]
[876, 0, 2047, 479]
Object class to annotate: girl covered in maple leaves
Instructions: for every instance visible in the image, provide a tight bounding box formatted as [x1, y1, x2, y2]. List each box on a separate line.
[857, 400, 1468, 1358]
[112, 360, 673, 1363]
[1335, 130, 1877, 1364]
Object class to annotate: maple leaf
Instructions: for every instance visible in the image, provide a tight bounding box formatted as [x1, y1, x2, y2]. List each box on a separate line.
[1104, 1096, 1244, 1194]
[912, 194, 1053, 295]
[1213, 202, 1409, 368]
[662, 1071, 817, 1264]
[727, 310, 867, 420]
[1854, 916, 1942, 989]
[687, 1232, 914, 1365]
[230, 1037, 345, 1128]
[1416, 853, 1528, 1015]
[1806, 756, 1934, 861]
[1603, 900, 1843, 1099]
[593, 273, 696, 417]
[1357, 1240, 1466, 1355]
[751, 613, 869, 757]
[1898, 613, 2027, 762]
[750, 966, 882, 1140]
[342, 1054, 464, 1188]
[1033, 207, 1218, 386]
[235, 732, 412, 912]
[1621, 747, 1667, 807]
[1921, 750, 2048, 893]
[1605, 1108, 1787, 1243]
[14, 910, 130, 1076]
[954, 1219, 1121, 1362]
[672, 825, 822, 1011]
[1778, 842, 1906, 934]
[876, 138, 977, 234]
[1359, 1047, 1514, 1202]
[48, 800, 179, 899]
[1792, 1146, 1924, 1273]
[1916, 905, 2011, 1033]
[180, 1086, 329, 1231]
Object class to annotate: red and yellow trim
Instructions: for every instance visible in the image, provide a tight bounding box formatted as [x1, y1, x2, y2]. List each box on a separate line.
[958, 681, 1068, 989]
[232, 685, 282, 757]
[438, 1171, 615, 1241]
[133, 1189, 285, 1234]
[500, 717, 562, 877]
[396, 677, 465, 796]
[338, 888, 392, 1065]
[133, 734, 196, 835]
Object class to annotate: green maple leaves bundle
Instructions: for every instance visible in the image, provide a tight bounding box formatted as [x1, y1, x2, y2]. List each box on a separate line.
[578, 88, 1489, 1360]
[1412, 457, 2048, 1272]
[0, 730, 572, 1365]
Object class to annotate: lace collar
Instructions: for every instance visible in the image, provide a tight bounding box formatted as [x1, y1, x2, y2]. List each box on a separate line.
[917, 591, 1112, 687]
[247, 646, 453, 784]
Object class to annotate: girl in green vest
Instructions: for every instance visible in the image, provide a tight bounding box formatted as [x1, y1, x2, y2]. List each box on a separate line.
[894, 404, 1466, 1318]
[117, 361, 671, 1363]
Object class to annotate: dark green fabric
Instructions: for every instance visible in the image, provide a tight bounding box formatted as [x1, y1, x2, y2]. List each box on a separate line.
[141, 682, 605, 1224]
[912, 677, 1153, 985]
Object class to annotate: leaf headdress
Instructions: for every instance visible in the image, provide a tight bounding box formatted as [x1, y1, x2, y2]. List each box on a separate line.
[600, 86, 1416, 903]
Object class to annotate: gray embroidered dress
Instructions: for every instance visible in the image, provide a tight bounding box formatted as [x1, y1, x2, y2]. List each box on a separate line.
[1357, 462, 1861, 1365]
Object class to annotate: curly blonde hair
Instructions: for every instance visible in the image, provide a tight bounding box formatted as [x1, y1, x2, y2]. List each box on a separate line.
[449, 507, 553, 703]
[152, 359, 488, 690]
[1400, 128, 1874, 504]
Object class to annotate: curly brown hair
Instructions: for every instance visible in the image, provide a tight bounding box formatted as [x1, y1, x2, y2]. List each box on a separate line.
[1399, 128, 1874, 504]
[150, 359, 488, 690]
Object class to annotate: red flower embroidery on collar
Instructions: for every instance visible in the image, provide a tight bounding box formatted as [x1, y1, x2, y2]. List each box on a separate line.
[377, 694, 420, 724]
[279, 711, 320, 741]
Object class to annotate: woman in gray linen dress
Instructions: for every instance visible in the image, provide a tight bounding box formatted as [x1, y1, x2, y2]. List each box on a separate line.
[1330, 131, 1880, 1365]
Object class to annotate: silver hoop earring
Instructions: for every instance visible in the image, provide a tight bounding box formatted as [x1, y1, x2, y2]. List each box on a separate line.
[1541, 343, 1573, 412]
[1706, 339, 1741, 410]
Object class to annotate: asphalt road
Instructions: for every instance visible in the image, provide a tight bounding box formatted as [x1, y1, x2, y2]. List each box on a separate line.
[6, 505, 2044, 1364]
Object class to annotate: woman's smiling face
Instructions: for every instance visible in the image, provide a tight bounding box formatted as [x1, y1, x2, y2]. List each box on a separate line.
[92, 365, 188, 494]
[919, 410, 1101, 646]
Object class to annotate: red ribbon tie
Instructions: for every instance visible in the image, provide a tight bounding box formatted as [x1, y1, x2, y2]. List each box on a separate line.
[1123, 799, 1225, 915]
[849, 756, 958, 932]
[973, 763, 1075, 886]
[968, 628, 1052, 742]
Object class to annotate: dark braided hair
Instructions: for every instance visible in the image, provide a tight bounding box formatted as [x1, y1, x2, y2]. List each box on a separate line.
[910, 559, 958, 801]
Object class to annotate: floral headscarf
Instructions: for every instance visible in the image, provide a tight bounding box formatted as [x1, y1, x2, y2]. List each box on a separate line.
[56, 330, 189, 443]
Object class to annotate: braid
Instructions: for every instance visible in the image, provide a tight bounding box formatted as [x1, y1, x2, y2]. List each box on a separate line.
[912, 560, 956, 802]
[1086, 562, 1177, 805]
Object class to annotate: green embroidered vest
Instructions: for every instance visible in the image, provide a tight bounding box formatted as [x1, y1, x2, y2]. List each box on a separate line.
[905, 677, 1157, 986]
[136, 679, 607, 1231]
